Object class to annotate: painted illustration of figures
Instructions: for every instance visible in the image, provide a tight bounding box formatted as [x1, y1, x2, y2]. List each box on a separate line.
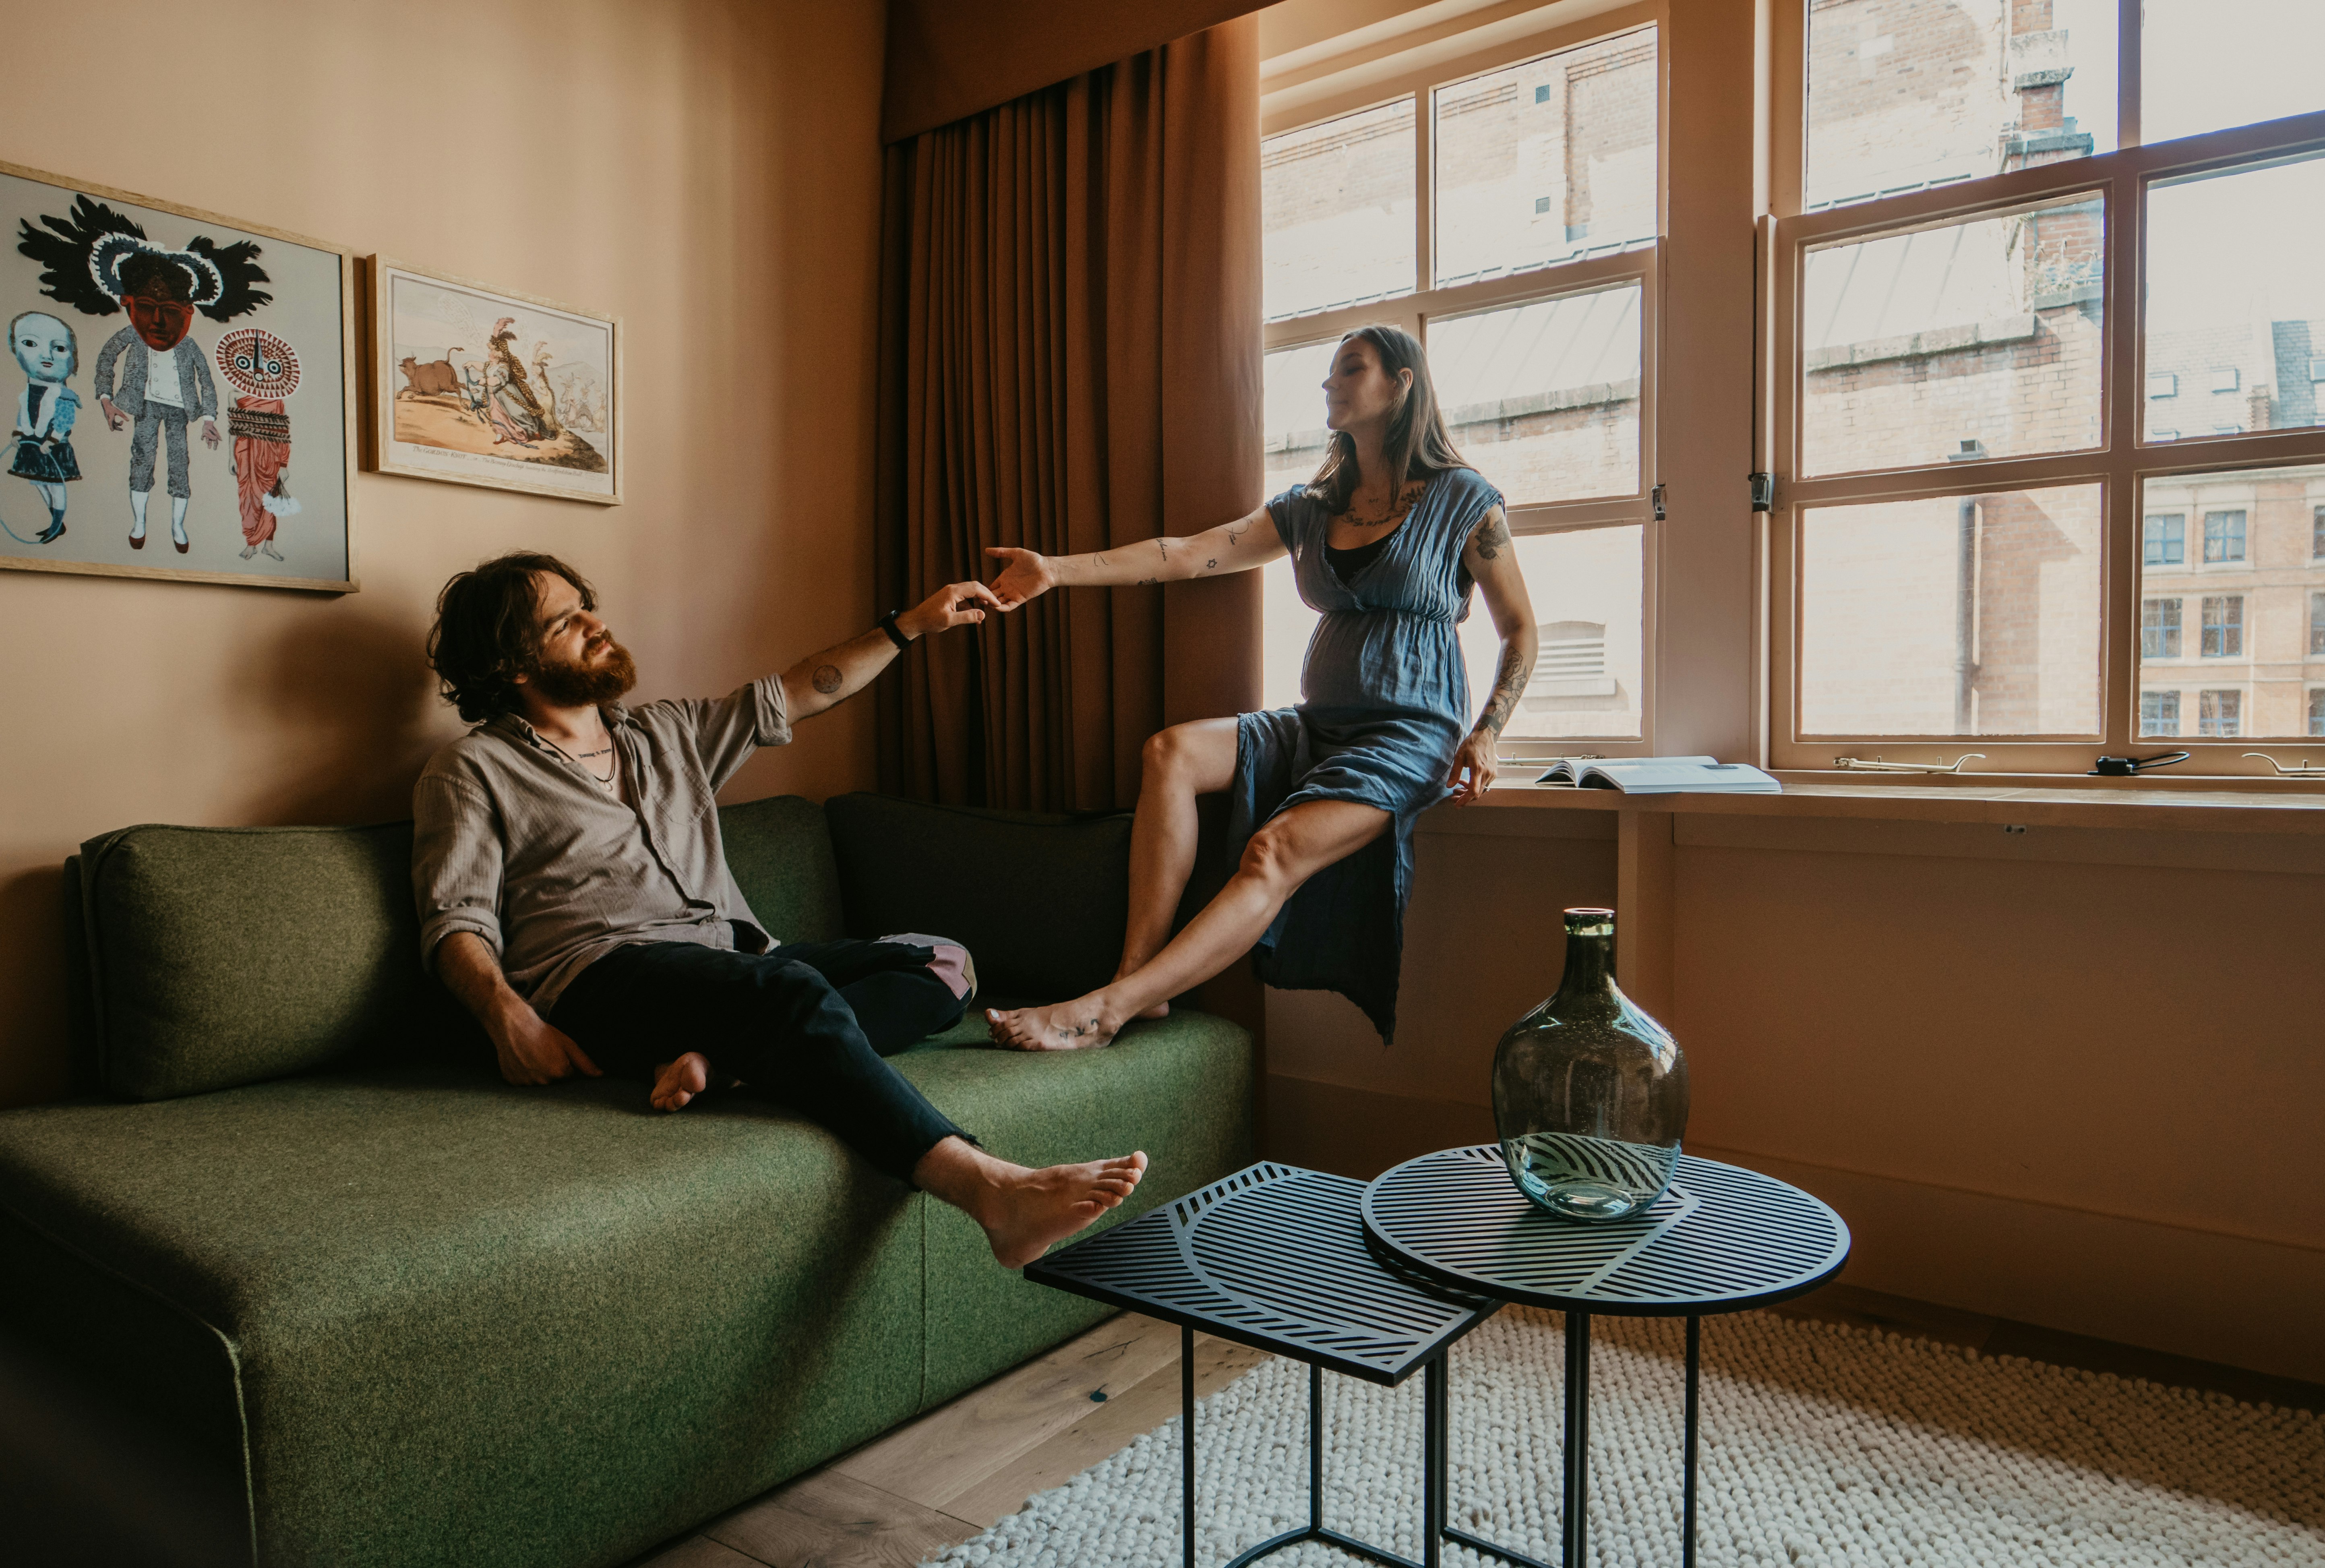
[216, 327, 300, 561]
[5, 311, 80, 545]
[14, 194, 270, 553]
[377, 261, 614, 499]
[483, 316, 552, 447]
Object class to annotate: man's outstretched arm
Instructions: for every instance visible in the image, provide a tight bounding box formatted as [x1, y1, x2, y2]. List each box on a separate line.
[436, 931, 601, 1086]
[779, 578, 1001, 722]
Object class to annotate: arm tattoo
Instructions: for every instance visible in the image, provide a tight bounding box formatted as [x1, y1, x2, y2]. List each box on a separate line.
[1472, 509, 1511, 561]
[812, 664, 843, 695]
[1226, 523, 1246, 548]
[1477, 638, 1529, 736]
[1205, 558, 1218, 571]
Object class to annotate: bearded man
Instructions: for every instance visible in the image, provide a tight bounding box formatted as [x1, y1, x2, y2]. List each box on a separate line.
[412, 552, 1145, 1268]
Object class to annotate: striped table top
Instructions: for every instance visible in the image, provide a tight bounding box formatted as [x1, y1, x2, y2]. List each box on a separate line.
[1361, 1145, 1850, 1316]
[1027, 1161, 1498, 1386]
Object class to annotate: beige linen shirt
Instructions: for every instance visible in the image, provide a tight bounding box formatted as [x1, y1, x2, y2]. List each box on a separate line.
[412, 675, 791, 1014]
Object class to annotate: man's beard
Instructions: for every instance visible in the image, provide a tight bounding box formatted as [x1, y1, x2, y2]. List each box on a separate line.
[530, 641, 637, 706]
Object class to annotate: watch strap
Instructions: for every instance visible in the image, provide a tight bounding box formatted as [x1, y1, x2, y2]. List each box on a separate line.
[877, 609, 912, 650]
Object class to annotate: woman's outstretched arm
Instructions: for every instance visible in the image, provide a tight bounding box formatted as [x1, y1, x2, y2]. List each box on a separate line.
[1448, 505, 1537, 806]
[986, 504, 1286, 606]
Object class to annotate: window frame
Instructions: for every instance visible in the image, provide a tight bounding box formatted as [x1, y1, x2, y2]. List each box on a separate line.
[1764, 0, 2325, 778]
[1262, 1, 1668, 759]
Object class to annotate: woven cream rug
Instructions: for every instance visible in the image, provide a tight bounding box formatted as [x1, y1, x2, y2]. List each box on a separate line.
[924, 1306, 2321, 1568]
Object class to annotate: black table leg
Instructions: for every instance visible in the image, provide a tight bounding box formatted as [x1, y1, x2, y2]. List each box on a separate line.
[1684, 1316, 1700, 1568]
[1183, 1323, 1197, 1568]
[1309, 1361, 1323, 1536]
[1424, 1356, 1447, 1568]
[1562, 1311, 1590, 1568]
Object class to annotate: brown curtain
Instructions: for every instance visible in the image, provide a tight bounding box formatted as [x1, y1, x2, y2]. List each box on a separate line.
[874, 17, 1263, 813]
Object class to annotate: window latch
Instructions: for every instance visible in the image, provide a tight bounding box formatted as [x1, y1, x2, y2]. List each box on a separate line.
[2089, 750, 2188, 776]
[1651, 482, 1666, 521]
[2244, 753, 2325, 778]
[1748, 472, 1774, 512]
[1833, 753, 1986, 774]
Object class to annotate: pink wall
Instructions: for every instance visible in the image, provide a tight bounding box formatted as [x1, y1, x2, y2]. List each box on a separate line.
[0, 0, 890, 1108]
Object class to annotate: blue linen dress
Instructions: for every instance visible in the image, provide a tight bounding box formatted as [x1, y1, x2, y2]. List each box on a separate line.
[1229, 466, 1504, 1042]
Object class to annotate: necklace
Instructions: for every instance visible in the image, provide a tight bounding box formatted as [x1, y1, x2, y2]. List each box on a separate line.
[544, 732, 618, 788]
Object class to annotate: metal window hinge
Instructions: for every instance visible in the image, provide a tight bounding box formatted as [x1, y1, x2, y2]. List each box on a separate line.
[1833, 753, 1987, 774]
[2245, 753, 2325, 778]
[1749, 473, 1774, 512]
[1651, 482, 1666, 520]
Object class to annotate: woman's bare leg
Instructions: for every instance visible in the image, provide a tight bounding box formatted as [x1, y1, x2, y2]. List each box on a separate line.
[988, 798, 1389, 1050]
[1118, 718, 1241, 1018]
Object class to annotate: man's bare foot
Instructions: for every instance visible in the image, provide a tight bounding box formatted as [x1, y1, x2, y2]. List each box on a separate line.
[916, 1139, 1150, 1268]
[650, 1052, 711, 1111]
[986, 995, 1124, 1051]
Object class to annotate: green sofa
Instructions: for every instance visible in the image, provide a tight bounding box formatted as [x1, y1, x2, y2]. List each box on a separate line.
[0, 792, 1254, 1568]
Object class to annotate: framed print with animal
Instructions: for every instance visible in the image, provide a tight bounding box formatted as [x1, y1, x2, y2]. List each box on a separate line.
[2, 159, 358, 593]
[366, 258, 621, 505]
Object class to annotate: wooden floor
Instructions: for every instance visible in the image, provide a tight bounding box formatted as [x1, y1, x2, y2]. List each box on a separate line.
[628, 1284, 2325, 1568]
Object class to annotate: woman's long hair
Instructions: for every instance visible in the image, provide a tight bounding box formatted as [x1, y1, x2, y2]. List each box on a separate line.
[1305, 324, 1470, 514]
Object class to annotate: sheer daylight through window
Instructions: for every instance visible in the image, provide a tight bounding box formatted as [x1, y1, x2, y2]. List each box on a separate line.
[1259, 22, 1661, 747]
[1775, 0, 2325, 774]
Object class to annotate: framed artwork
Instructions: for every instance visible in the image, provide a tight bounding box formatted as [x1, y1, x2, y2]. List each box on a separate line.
[366, 258, 621, 505]
[0, 160, 357, 593]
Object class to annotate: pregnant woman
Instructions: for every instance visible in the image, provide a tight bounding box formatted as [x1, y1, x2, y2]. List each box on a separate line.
[983, 324, 1537, 1049]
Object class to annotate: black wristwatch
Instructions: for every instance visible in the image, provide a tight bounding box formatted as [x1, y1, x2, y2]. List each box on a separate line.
[877, 608, 912, 650]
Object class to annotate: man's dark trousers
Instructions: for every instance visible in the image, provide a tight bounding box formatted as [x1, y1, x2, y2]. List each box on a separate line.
[551, 937, 972, 1182]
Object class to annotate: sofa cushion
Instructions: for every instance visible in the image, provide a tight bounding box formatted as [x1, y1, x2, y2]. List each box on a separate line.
[823, 793, 1131, 1000]
[716, 794, 845, 943]
[76, 823, 445, 1101]
[69, 798, 848, 1103]
[0, 1014, 1254, 1568]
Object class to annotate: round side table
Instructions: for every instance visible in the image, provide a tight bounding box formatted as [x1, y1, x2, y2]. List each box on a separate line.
[1362, 1146, 1850, 1568]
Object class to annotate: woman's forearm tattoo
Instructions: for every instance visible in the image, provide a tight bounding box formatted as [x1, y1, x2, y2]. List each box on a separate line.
[1477, 639, 1529, 735]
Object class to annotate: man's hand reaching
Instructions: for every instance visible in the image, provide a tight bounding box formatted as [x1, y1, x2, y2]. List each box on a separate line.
[898, 578, 1003, 637]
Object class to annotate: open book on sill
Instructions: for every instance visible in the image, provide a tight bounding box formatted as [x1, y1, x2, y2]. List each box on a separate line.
[1529, 755, 1782, 794]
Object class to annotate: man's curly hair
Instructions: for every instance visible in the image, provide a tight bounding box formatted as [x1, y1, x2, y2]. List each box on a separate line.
[427, 552, 595, 723]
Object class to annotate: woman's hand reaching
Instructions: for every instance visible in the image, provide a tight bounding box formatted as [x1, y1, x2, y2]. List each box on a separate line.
[985, 546, 1058, 608]
[1446, 729, 1499, 806]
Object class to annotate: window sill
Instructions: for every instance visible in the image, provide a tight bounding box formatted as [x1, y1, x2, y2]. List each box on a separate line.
[1466, 773, 2325, 835]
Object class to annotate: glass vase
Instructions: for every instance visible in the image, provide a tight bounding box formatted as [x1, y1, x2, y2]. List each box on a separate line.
[1491, 906, 1689, 1220]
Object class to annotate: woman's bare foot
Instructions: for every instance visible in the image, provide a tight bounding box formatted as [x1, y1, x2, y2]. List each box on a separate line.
[1113, 966, 1171, 1021]
[986, 994, 1125, 1051]
[916, 1138, 1150, 1268]
[650, 1052, 712, 1111]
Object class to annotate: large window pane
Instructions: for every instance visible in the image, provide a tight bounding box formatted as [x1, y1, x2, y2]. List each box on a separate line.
[1800, 484, 2102, 735]
[1263, 100, 1416, 321]
[1806, 0, 2117, 212]
[2141, 0, 2325, 145]
[1262, 340, 1339, 503]
[1429, 286, 1642, 505]
[1458, 525, 1644, 739]
[2144, 156, 2325, 443]
[1802, 195, 2103, 474]
[1433, 28, 1656, 287]
[2139, 465, 2325, 737]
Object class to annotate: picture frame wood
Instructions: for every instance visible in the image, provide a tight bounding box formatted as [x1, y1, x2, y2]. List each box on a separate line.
[0, 158, 359, 594]
[364, 256, 622, 507]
